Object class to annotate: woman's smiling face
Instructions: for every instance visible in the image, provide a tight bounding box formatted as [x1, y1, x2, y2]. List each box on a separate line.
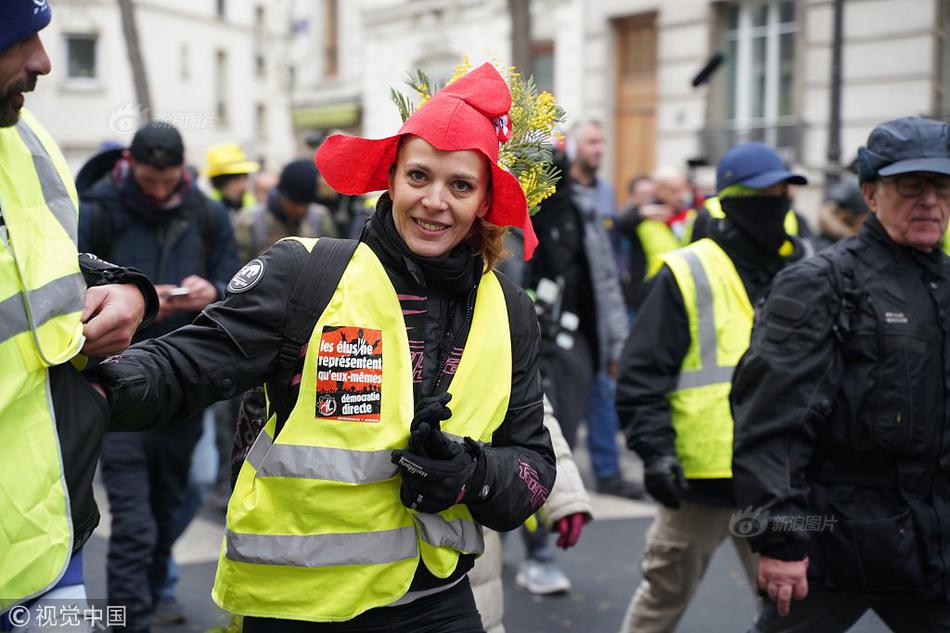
[388, 136, 491, 258]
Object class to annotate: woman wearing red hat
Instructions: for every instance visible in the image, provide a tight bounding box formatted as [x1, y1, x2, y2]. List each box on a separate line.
[89, 63, 555, 632]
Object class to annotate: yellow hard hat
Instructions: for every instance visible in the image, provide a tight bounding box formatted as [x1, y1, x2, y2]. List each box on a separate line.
[204, 143, 260, 178]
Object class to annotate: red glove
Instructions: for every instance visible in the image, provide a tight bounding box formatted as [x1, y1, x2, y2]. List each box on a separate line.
[555, 513, 586, 549]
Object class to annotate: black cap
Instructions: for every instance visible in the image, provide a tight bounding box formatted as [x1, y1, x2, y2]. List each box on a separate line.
[278, 159, 319, 203]
[130, 121, 184, 168]
[857, 117, 950, 183]
[827, 177, 870, 216]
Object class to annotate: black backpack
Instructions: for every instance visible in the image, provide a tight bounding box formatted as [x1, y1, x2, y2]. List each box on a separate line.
[231, 237, 359, 486]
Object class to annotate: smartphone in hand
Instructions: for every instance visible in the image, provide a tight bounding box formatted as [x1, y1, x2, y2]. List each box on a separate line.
[163, 286, 191, 298]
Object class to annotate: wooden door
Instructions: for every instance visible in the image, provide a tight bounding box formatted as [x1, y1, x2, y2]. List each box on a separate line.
[614, 13, 657, 203]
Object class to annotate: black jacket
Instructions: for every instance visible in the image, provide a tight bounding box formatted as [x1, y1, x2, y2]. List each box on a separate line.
[731, 214, 950, 599]
[59, 255, 158, 554]
[614, 203, 649, 310]
[89, 212, 555, 587]
[616, 222, 794, 507]
[527, 184, 598, 359]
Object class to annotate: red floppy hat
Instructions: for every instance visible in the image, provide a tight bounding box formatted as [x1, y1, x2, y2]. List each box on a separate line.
[315, 63, 538, 259]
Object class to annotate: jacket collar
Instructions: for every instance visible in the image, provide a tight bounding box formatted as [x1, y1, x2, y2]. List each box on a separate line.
[858, 213, 944, 274]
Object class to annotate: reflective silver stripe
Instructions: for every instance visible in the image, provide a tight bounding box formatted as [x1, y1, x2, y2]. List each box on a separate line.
[443, 432, 491, 449]
[244, 426, 273, 471]
[675, 364, 735, 390]
[226, 527, 418, 567]
[675, 251, 734, 391]
[414, 513, 484, 554]
[388, 576, 465, 607]
[14, 119, 77, 244]
[248, 430, 398, 483]
[0, 272, 84, 346]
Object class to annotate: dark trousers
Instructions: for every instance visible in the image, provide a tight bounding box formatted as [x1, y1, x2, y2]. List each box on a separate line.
[100, 415, 202, 633]
[243, 578, 485, 633]
[540, 333, 595, 449]
[751, 586, 950, 632]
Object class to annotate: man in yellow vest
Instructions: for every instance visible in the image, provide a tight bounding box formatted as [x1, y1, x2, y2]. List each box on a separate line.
[204, 142, 260, 214]
[615, 142, 808, 632]
[615, 167, 694, 309]
[0, 2, 158, 619]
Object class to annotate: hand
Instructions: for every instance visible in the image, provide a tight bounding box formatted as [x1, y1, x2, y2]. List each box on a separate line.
[640, 203, 674, 222]
[408, 393, 453, 453]
[759, 556, 809, 617]
[81, 283, 145, 357]
[644, 455, 688, 509]
[607, 360, 619, 382]
[162, 275, 218, 315]
[555, 513, 586, 549]
[391, 423, 481, 514]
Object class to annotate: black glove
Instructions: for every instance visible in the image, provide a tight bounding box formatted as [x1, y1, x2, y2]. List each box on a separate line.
[408, 393, 453, 455]
[644, 455, 688, 509]
[391, 422, 483, 514]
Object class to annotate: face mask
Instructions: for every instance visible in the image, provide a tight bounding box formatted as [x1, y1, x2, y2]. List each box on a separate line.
[720, 196, 792, 254]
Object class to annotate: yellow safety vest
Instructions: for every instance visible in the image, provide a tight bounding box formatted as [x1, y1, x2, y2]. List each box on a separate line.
[658, 238, 753, 479]
[705, 196, 800, 235]
[0, 109, 86, 611]
[635, 210, 698, 277]
[210, 187, 256, 212]
[941, 226, 950, 256]
[212, 238, 512, 622]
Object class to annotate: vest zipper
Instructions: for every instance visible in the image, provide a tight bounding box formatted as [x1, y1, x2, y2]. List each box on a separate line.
[429, 283, 477, 397]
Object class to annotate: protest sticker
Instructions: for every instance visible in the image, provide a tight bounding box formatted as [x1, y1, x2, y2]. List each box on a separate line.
[316, 326, 383, 422]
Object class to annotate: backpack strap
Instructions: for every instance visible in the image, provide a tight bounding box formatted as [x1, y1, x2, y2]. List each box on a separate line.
[824, 252, 863, 344]
[269, 237, 360, 435]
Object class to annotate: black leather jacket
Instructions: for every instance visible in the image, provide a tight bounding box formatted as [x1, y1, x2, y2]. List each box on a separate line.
[732, 214, 950, 600]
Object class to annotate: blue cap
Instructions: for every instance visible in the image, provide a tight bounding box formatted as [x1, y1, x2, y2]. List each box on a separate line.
[716, 142, 807, 193]
[857, 117, 950, 183]
[0, 0, 52, 54]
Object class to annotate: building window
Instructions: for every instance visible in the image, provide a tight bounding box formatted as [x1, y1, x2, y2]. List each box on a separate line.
[216, 0, 226, 19]
[324, 0, 339, 78]
[939, 0, 950, 117]
[65, 34, 97, 80]
[255, 5, 266, 78]
[532, 41, 555, 93]
[180, 43, 189, 81]
[256, 103, 267, 141]
[215, 49, 229, 125]
[712, 0, 799, 159]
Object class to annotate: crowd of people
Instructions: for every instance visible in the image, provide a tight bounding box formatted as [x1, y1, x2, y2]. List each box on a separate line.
[4, 3, 950, 633]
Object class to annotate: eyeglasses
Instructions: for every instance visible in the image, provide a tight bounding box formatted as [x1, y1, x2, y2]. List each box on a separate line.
[884, 174, 950, 199]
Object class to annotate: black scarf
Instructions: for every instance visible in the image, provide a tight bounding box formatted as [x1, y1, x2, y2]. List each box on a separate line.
[720, 195, 792, 256]
[368, 194, 482, 295]
[113, 157, 193, 226]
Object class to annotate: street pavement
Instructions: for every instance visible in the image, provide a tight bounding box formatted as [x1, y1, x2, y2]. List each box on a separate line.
[83, 435, 891, 632]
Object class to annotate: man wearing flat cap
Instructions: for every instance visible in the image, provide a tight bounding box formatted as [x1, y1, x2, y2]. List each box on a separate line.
[732, 117, 950, 631]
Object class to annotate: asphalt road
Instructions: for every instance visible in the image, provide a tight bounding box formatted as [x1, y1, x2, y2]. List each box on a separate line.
[81, 432, 892, 633]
